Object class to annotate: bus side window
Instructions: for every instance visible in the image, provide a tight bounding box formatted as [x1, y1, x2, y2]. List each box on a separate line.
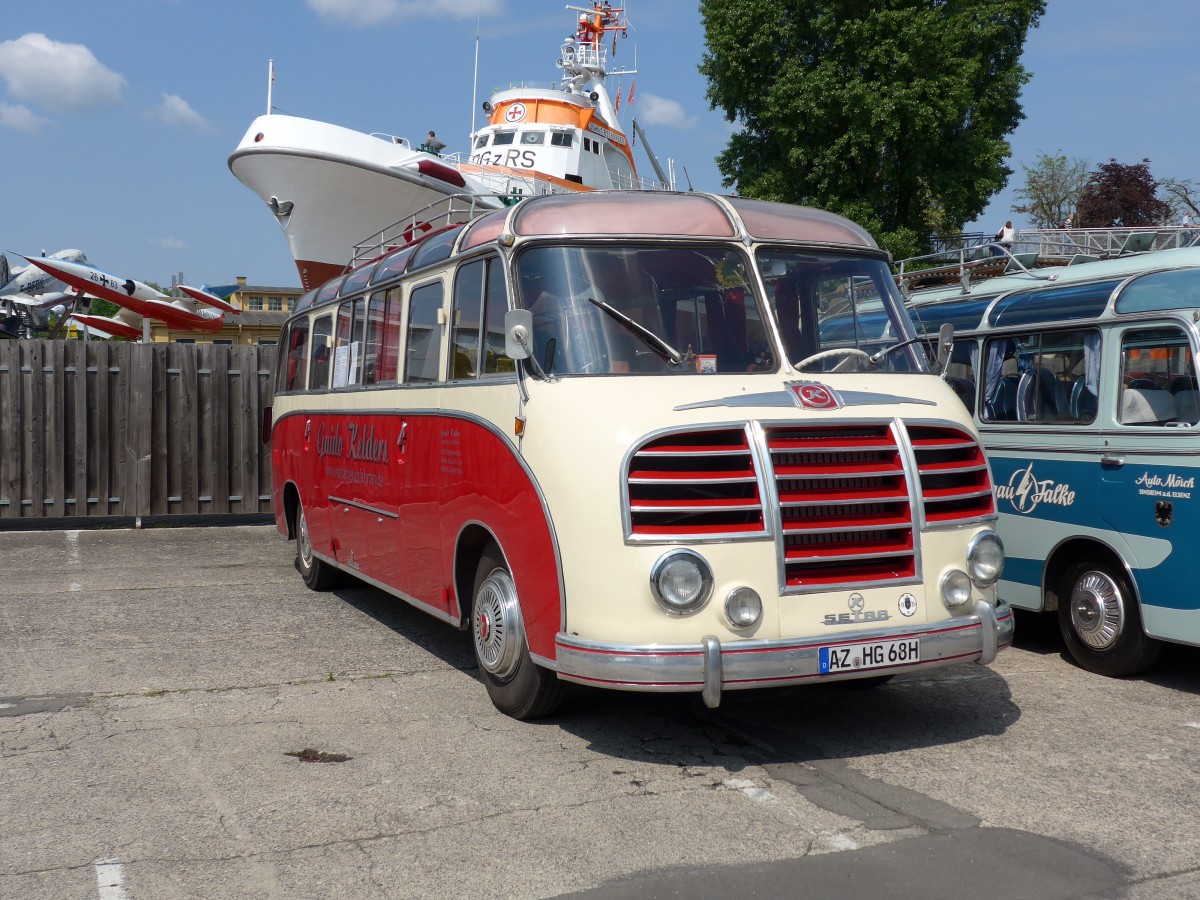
[405, 281, 444, 383]
[281, 318, 309, 393]
[451, 259, 485, 380]
[482, 258, 513, 374]
[378, 287, 403, 383]
[363, 291, 385, 386]
[332, 299, 364, 388]
[309, 314, 333, 391]
[1119, 327, 1195, 426]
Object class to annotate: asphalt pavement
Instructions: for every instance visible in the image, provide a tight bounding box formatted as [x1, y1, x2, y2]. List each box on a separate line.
[1, 524, 1198, 899]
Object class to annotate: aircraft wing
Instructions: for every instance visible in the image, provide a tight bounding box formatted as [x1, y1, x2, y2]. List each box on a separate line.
[72, 306, 144, 341]
[4, 290, 72, 310]
[177, 285, 240, 314]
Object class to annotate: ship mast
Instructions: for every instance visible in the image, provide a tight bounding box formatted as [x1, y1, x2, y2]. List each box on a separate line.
[561, 3, 632, 126]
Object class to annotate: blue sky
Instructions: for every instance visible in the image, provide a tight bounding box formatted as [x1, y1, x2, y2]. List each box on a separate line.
[1, 1, 1197, 289]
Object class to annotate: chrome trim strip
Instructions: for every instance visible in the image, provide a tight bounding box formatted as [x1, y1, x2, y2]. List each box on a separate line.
[328, 495, 399, 519]
[311, 549, 460, 625]
[555, 601, 1013, 696]
[621, 421, 773, 545]
[768, 416, 923, 595]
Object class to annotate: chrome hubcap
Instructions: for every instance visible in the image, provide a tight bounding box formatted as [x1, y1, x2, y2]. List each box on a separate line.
[473, 568, 523, 678]
[1070, 570, 1125, 650]
[298, 508, 313, 568]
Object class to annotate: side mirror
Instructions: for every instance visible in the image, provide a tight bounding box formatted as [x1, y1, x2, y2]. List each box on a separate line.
[504, 309, 533, 360]
[936, 322, 955, 375]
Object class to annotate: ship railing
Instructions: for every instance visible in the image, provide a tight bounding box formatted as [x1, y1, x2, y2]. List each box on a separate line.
[563, 43, 607, 74]
[606, 166, 669, 192]
[370, 133, 413, 150]
[465, 169, 573, 198]
[350, 192, 509, 269]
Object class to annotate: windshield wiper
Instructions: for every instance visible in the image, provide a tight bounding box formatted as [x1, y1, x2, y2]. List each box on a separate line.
[868, 334, 924, 364]
[586, 296, 684, 365]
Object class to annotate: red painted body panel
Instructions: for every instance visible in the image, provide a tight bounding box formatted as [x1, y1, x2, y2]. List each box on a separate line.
[271, 407, 562, 659]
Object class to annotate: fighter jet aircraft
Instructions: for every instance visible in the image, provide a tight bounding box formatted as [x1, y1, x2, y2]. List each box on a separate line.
[23, 255, 239, 335]
[0, 249, 89, 312]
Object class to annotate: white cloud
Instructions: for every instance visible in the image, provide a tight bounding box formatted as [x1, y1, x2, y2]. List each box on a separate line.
[637, 94, 698, 129]
[154, 237, 188, 250]
[0, 101, 49, 133]
[306, 0, 503, 27]
[0, 33, 125, 113]
[149, 93, 214, 132]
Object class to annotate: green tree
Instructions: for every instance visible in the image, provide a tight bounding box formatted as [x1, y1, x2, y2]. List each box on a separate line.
[1075, 159, 1171, 228]
[1012, 150, 1090, 228]
[699, 0, 1045, 259]
[1158, 177, 1200, 223]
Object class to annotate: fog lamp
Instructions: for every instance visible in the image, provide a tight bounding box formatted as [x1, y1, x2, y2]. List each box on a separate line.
[725, 587, 762, 628]
[650, 550, 713, 615]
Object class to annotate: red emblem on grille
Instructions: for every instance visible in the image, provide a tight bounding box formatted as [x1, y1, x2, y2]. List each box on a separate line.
[789, 383, 841, 410]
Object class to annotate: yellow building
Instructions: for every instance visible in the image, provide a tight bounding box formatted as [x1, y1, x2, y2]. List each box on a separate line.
[148, 277, 305, 345]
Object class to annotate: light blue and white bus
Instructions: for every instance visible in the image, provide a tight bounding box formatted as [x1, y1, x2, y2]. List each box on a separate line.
[900, 245, 1200, 675]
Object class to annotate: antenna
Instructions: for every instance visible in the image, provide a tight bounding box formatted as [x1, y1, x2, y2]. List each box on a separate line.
[267, 59, 274, 116]
[470, 7, 481, 138]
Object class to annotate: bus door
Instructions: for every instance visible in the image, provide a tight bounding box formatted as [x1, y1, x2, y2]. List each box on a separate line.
[326, 297, 381, 574]
[300, 313, 337, 562]
[1099, 325, 1200, 623]
[392, 279, 449, 613]
[981, 329, 1104, 608]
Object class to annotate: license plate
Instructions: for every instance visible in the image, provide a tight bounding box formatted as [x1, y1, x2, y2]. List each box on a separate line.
[819, 638, 920, 674]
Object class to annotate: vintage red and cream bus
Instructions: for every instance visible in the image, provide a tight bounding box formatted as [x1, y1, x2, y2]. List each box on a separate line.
[270, 191, 1013, 719]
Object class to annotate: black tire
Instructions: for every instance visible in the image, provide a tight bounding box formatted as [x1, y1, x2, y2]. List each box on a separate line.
[294, 500, 340, 591]
[471, 547, 565, 719]
[1057, 560, 1162, 676]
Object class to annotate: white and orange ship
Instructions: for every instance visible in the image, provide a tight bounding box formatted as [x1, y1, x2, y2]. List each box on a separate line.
[229, 3, 671, 290]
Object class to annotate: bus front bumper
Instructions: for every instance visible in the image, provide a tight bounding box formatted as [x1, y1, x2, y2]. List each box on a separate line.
[554, 599, 1013, 708]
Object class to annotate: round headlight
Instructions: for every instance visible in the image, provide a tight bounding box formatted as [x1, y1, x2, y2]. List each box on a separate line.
[724, 587, 762, 628]
[650, 550, 713, 615]
[940, 569, 972, 609]
[967, 531, 1005, 587]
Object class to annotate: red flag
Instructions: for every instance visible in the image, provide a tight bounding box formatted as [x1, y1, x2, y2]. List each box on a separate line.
[614, 79, 621, 112]
[627, 81, 635, 106]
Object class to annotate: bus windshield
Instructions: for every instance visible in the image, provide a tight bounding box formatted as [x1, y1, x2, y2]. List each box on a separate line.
[516, 245, 775, 376]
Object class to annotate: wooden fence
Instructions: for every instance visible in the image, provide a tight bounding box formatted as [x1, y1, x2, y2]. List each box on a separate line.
[0, 340, 277, 521]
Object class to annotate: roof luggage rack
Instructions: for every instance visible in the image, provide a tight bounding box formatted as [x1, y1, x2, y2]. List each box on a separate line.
[349, 192, 512, 269]
[895, 225, 1200, 296]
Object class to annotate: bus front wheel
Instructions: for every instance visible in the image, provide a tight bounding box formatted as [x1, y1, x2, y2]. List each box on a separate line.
[471, 548, 565, 719]
[1057, 561, 1161, 677]
[294, 501, 339, 591]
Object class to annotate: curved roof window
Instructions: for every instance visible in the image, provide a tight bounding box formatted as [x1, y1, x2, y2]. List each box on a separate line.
[369, 246, 416, 285]
[315, 274, 347, 306]
[459, 208, 510, 251]
[909, 296, 995, 333]
[293, 288, 320, 315]
[338, 261, 378, 297]
[1115, 268, 1200, 314]
[988, 279, 1121, 328]
[409, 225, 465, 270]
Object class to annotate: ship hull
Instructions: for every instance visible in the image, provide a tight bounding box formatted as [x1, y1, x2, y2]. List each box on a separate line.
[229, 115, 501, 290]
